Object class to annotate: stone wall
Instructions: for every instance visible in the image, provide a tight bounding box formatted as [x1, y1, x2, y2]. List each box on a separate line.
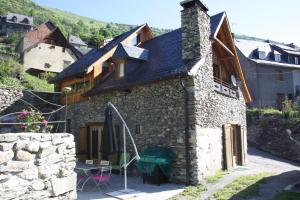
[0, 133, 76, 200]
[67, 78, 187, 182]
[247, 114, 300, 162]
[181, 0, 247, 183]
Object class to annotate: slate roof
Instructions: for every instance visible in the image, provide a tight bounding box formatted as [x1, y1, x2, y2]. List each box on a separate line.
[83, 12, 226, 95]
[69, 35, 87, 46]
[236, 38, 300, 68]
[113, 44, 149, 61]
[50, 24, 146, 83]
[84, 28, 186, 96]
[5, 13, 33, 26]
[210, 12, 225, 37]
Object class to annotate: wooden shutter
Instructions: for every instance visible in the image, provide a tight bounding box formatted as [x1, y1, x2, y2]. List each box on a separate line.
[223, 124, 233, 170]
[77, 127, 88, 161]
[236, 125, 245, 166]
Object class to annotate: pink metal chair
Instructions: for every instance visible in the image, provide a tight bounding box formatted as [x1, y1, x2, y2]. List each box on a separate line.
[90, 166, 112, 190]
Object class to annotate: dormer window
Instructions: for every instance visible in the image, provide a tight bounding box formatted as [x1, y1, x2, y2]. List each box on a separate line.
[295, 57, 299, 65]
[12, 16, 17, 22]
[274, 54, 281, 62]
[130, 34, 141, 46]
[116, 60, 125, 79]
[273, 50, 281, 62]
[256, 47, 266, 59]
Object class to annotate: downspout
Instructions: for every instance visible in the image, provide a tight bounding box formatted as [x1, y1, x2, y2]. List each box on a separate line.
[179, 77, 191, 185]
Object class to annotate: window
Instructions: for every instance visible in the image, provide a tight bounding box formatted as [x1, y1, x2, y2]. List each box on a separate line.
[44, 63, 51, 68]
[258, 51, 265, 59]
[275, 54, 281, 62]
[63, 60, 71, 69]
[135, 125, 142, 135]
[295, 57, 299, 65]
[62, 48, 66, 53]
[116, 61, 125, 79]
[130, 34, 140, 46]
[275, 70, 283, 81]
[11, 16, 17, 22]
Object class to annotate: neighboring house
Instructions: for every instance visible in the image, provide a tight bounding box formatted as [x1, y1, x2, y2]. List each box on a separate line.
[51, 0, 251, 183]
[236, 38, 300, 108]
[68, 34, 92, 55]
[17, 21, 80, 75]
[0, 13, 33, 36]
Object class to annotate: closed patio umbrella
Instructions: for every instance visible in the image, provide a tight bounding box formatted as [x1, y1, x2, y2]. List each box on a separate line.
[101, 106, 120, 154]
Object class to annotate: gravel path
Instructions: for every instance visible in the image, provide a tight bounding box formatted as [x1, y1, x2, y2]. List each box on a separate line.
[200, 147, 300, 200]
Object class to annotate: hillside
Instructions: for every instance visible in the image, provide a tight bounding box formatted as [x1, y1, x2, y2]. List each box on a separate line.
[0, 0, 169, 46]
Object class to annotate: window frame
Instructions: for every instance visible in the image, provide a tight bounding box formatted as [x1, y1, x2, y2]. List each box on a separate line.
[116, 59, 126, 79]
[274, 54, 281, 62]
[295, 57, 299, 65]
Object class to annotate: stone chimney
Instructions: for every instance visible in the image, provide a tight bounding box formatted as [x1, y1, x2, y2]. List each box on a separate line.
[180, 0, 211, 64]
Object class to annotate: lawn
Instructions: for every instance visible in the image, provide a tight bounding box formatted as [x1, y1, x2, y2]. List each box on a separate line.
[273, 191, 300, 200]
[168, 184, 207, 200]
[213, 172, 273, 200]
[206, 170, 229, 183]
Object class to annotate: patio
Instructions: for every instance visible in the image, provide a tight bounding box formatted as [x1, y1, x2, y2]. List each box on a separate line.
[77, 173, 185, 200]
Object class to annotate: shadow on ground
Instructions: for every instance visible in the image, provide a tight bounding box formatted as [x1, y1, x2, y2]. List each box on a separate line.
[228, 171, 300, 200]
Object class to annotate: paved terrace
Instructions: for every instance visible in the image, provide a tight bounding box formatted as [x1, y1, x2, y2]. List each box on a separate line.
[78, 174, 184, 200]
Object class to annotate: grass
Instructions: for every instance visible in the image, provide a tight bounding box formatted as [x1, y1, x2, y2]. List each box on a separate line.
[213, 172, 273, 200]
[0, 73, 54, 92]
[169, 184, 207, 200]
[247, 108, 282, 115]
[206, 170, 229, 183]
[273, 191, 300, 200]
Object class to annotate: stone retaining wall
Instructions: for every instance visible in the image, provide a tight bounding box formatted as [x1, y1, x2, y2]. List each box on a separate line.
[247, 114, 300, 162]
[0, 133, 76, 200]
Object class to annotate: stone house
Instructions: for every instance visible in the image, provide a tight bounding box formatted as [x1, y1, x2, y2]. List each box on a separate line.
[236, 38, 300, 108]
[0, 13, 33, 36]
[51, 0, 251, 183]
[17, 21, 80, 75]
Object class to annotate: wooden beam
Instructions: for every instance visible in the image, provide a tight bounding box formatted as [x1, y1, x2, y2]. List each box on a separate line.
[220, 57, 234, 61]
[214, 38, 235, 57]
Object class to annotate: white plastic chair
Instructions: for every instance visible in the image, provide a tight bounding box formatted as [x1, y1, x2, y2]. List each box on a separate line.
[85, 160, 94, 165]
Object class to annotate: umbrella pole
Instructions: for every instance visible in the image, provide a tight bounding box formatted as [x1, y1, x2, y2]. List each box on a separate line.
[123, 123, 127, 192]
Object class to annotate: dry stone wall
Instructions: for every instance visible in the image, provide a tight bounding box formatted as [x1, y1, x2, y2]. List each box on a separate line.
[0, 133, 76, 200]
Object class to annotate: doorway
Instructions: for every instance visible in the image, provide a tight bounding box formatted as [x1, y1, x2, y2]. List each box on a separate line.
[223, 124, 245, 170]
[76, 123, 104, 164]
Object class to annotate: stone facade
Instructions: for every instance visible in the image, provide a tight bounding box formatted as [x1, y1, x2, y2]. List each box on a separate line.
[23, 43, 77, 73]
[67, 79, 188, 182]
[0, 133, 76, 200]
[181, 0, 247, 182]
[248, 114, 300, 162]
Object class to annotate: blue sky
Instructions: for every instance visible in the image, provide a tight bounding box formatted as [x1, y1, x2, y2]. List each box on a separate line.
[32, 0, 300, 45]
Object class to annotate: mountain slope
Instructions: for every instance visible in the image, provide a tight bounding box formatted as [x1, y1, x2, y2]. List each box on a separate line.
[0, 0, 169, 46]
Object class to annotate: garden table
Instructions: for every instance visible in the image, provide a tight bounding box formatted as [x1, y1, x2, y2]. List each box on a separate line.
[75, 162, 108, 191]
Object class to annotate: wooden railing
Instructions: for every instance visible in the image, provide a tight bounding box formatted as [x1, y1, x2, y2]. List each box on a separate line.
[213, 77, 239, 99]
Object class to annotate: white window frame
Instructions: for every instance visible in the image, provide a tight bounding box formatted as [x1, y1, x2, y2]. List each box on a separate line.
[274, 54, 281, 62]
[295, 57, 299, 65]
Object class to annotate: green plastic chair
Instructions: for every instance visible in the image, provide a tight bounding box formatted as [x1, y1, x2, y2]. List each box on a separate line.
[112, 153, 131, 175]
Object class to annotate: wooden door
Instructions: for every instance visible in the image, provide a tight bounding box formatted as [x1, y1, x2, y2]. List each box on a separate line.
[236, 126, 246, 166]
[88, 125, 103, 164]
[223, 124, 234, 170]
[77, 127, 88, 162]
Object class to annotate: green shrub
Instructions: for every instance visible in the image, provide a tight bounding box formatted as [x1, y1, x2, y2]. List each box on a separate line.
[0, 60, 24, 79]
[40, 71, 56, 81]
[3, 32, 22, 44]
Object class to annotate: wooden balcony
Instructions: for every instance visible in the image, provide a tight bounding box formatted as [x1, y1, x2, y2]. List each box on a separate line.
[213, 78, 239, 99]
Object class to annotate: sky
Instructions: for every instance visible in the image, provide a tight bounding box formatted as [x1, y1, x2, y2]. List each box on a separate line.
[32, 0, 300, 45]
